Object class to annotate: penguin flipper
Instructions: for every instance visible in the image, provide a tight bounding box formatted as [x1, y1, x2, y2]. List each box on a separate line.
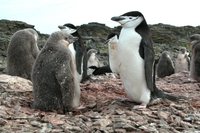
[143, 40, 154, 91]
[143, 40, 184, 101]
[185, 55, 190, 70]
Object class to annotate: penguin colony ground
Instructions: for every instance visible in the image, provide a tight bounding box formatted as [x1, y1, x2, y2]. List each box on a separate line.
[7, 10, 193, 112]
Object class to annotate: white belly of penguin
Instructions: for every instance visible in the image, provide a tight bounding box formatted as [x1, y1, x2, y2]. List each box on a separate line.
[109, 43, 120, 73]
[69, 43, 83, 82]
[109, 51, 119, 73]
[118, 28, 151, 104]
[69, 43, 76, 59]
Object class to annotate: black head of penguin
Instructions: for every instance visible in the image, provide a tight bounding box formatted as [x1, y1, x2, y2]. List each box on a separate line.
[111, 11, 150, 40]
[58, 23, 79, 37]
[63, 23, 77, 30]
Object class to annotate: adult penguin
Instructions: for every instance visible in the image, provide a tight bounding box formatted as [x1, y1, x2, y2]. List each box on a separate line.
[111, 11, 178, 108]
[89, 33, 119, 75]
[58, 23, 88, 82]
[106, 33, 120, 73]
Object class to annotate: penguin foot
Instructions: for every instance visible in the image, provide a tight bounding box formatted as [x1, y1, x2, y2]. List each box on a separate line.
[114, 98, 138, 107]
[152, 87, 186, 101]
[80, 75, 91, 83]
[148, 98, 163, 106]
[133, 103, 147, 110]
[183, 78, 198, 83]
[117, 97, 133, 103]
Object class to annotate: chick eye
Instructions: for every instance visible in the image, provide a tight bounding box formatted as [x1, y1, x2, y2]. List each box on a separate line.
[129, 17, 132, 19]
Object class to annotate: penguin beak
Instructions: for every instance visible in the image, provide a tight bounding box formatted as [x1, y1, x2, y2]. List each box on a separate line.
[58, 25, 65, 29]
[111, 16, 125, 22]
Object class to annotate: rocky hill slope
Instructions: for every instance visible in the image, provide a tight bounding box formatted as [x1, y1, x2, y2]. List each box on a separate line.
[0, 19, 200, 73]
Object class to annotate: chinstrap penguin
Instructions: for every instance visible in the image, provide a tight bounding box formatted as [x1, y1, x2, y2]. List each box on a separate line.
[58, 23, 88, 82]
[88, 33, 120, 76]
[106, 33, 120, 73]
[175, 47, 190, 73]
[87, 48, 100, 75]
[111, 11, 178, 109]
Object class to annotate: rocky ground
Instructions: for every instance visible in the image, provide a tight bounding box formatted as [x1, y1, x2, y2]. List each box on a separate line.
[0, 72, 200, 133]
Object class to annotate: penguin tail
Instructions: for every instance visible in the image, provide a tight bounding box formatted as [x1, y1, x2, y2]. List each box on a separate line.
[152, 58, 186, 101]
[89, 66, 98, 70]
[151, 85, 186, 101]
[89, 65, 112, 75]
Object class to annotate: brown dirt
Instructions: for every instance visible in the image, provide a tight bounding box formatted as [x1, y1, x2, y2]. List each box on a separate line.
[0, 72, 200, 133]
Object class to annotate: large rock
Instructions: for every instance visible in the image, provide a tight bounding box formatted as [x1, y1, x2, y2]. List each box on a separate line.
[0, 74, 32, 93]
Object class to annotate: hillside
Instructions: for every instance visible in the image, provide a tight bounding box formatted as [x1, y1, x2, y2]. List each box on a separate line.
[1, 19, 200, 73]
